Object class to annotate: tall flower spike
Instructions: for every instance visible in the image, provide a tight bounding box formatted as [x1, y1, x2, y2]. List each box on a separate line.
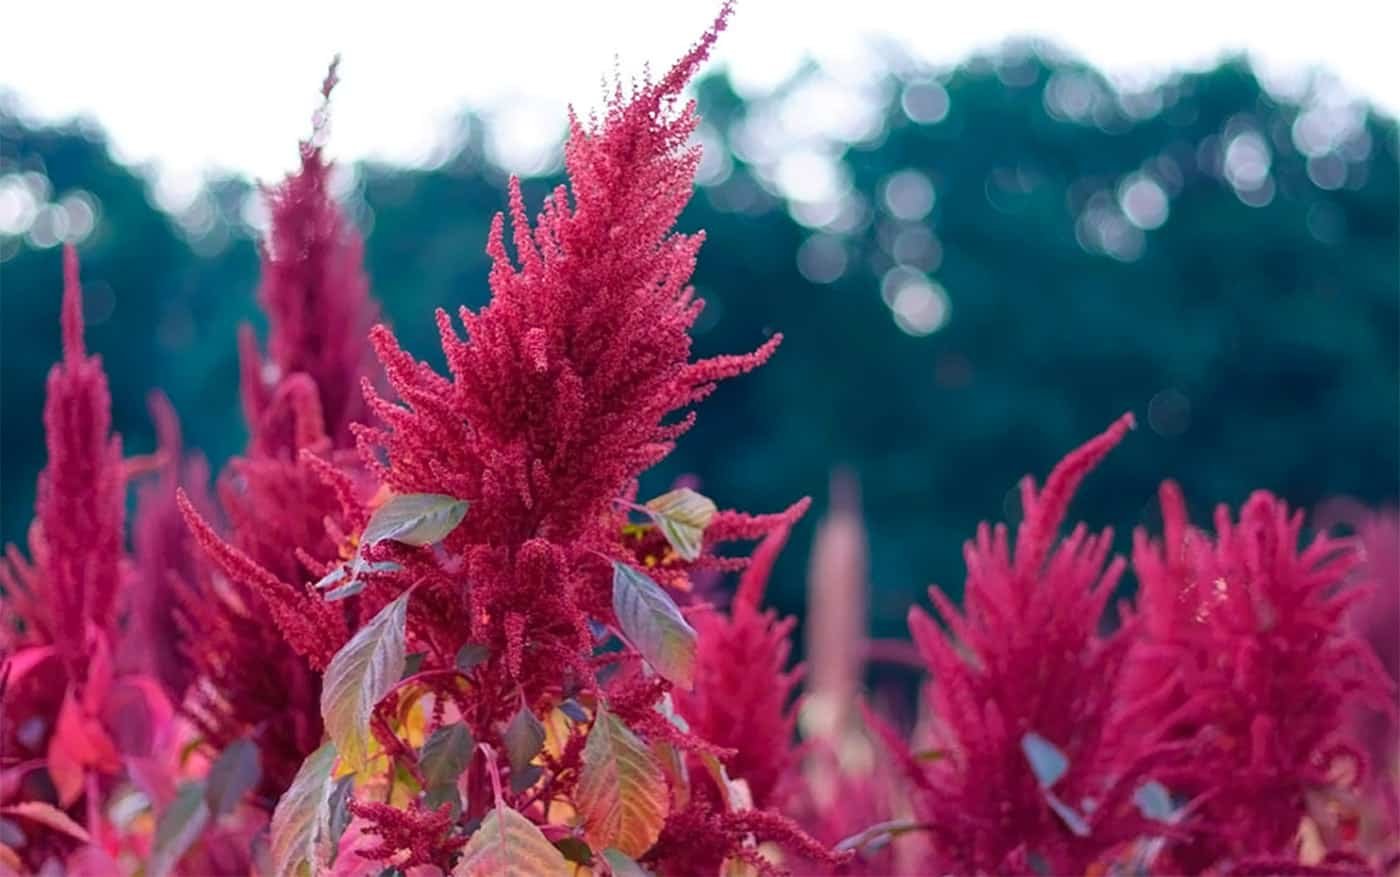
[124, 391, 211, 697]
[676, 521, 806, 812]
[350, 1, 795, 719]
[894, 414, 1164, 874]
[241, 56, 377, 454]
[1123, 485, 1397, 871]
[23, 246, 126, 674]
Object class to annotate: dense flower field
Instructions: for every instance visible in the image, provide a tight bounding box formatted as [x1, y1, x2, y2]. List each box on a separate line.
[1, 6, 1395, 875]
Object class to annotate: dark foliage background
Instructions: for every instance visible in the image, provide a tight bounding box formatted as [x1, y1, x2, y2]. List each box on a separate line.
[2, 49, 1396, 642]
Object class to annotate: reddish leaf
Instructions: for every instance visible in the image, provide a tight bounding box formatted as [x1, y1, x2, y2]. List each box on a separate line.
[1, 801, 91, 843]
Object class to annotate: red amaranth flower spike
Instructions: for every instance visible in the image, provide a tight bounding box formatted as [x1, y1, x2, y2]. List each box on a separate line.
[240, 57, 377, 454]
[123, 391, 212, 698]
[23, 246, 127, 677]
[1122, 484, 1397, 870]
[888, 414, 1167, 874]
[345, 0, 796, 727]
[676, 522, 806, 811]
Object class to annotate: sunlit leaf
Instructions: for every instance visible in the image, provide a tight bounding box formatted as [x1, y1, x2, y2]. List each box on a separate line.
[149, 781, 210, 877]
[363, 493, 469, 547]
[321, 592, 410, 771]
[0, 801, 91, 844]
[576, 707, 669, 858]
[644, 487, 717, 561]
[270, 742, 337, 877]
[205, 737, 261, 819]
[601, 848, 654, 877]
[612, 562, 697, 689]
[452, 802, 570, 877]
[1021, 732, 1068, 788]
[504, 705, 545, 792]
[421, 723, 474, 789]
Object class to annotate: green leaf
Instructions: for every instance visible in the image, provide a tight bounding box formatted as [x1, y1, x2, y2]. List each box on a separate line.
[611, 562, 697, 690]
[321, 592, 410, 771]
[1020, 732, 1068, 788]
[455, 642, 490, 672]
[424, 782, 462, 819]
[559, 699, 589, 723]
[269, 742, 337, 877]
[1133, 781, 1176, 823]
[554, 836, 593, 866]
[423, 721, 469, 818]
[325, 775, 355, 867]
[1045, 790, 1091, 837]
[420, 723, 474, 789]
[601, 848, 654, 877]
[149, 780, 210, 877]
[834, 818, 925, 853]
[643, 487, 717, 561]
[205, 737, 261, 819]
[504, 705, 545, 783]
[452, 803, 570, 877]
[576, 707, 669, 858]
[363, 493, 469, 547]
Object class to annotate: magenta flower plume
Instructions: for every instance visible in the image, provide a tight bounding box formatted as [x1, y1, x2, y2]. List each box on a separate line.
[676, 519, 806, 812]
[1, 246, 125, 677]
[1123, 484, 1397, 870]
[349, 0, 791, 721]
[240, 58, 377, 454]
[171, 64, 379, 803]
[891, 414, 1165, 874]
[124, 391, 212, 697]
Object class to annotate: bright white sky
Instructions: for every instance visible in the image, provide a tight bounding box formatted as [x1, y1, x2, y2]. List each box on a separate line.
[2, 0, 1393, 203]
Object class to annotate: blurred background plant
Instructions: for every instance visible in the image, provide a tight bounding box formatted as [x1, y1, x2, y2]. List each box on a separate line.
[4, 47, 1394, 650]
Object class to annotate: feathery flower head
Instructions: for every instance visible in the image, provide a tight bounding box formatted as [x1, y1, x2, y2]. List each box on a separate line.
[893, 414, 1164, 874]
[241, 57, 377, 454]
[5, 247, 128, 675]
[1125, 485, 1397, 870]
[349, 0, 796, 720]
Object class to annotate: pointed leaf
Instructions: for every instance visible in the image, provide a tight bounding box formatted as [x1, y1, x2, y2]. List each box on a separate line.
[270, 742, 337, 877]
[576, 707, 669, 858]
[644, 488, 717, 561]
[554, 836, 593, 866]
[452, 803, 570, 877]
[834, 819, 925, 853]
[1045, 790, 1091, 837]
[321, 592, 410, 771]
[363, 493, 469, 547]
[601, 848, 654, 877]
[325, 775, 355, 867]
[559, 699, 589, 723]
[205, 737, 261, 819]
[323, 578, 367, 602]
[314, 566, 348, 590]
[149, 781, 210, 877]
[1134, 781, 1176, 823]
[1021, 732, 1068, 789]
[0, 801, 91, 844]
[504, 706, 545, 781]
[420, 723, 474, 788]
[455, 643, 490, 672]
[612, 562, 697, 689]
